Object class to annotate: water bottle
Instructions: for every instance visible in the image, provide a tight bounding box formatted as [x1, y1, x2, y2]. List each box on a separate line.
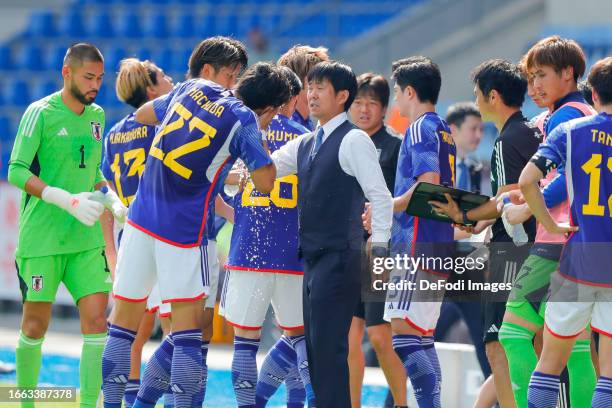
[499, 196, 529, 246]
[91, 186, 109, 205]
[224, 160, 246, 197]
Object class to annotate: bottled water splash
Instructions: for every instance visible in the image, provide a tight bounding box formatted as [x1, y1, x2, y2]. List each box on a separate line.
[224, 160, 246, 198]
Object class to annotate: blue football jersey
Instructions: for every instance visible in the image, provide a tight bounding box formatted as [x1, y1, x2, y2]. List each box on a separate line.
[391, 112, 456, 272]
[101, 113, 156, 206]
[128, 79, 272, 247]
[291, 110, 314, 131]
[227, 114, 308, 274]
[535, 112, 612, 285]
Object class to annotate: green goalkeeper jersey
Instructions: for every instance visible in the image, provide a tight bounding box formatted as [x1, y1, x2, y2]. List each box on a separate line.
[9, 91, 106, 258]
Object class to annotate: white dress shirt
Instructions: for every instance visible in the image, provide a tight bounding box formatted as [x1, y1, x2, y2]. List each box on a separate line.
[271, 112, 393, 243]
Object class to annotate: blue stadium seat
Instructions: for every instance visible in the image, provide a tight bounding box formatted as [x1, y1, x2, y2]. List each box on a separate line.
[118, 11, 143, 38]
[260, 13, 281, 34]
[107, 46, 128, 71]
[47, 45, 67, 71]
[101, 83, 120, 108]
[0, 46, 14, 70]
[94, 82, 109, 106]
[27, 10, 57, 38]
[0, 151, 10, 179]
[136, 47, 152, 62]
[0, 116, 12, 146]
[151, 48, 174, 74]
[36, 79, 59, 100]
[196, 13, 215, 38]
[7, 80, 31, 107]
[59, 10, 86, 37]
[174, 12, 195, 38]
[175, 47, 192, 73]
[145, 12, 169, 39]
[288, 13, 327, 37]
[90, 10, 115, 38]
[216, 13, 239, 36]
[240, 13, 261, 35]
[18, 44, 45, 71]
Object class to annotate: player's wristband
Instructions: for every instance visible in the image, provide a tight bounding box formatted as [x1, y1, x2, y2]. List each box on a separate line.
[462, 209, 474, 226]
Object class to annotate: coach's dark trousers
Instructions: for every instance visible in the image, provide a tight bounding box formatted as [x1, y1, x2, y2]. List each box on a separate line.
[302, 248, 361, 408]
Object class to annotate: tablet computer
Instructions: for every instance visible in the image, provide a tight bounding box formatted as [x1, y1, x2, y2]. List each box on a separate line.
[405, 182, 490, 224]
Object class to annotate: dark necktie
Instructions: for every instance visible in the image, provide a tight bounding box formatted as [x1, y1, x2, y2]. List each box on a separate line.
[310, 127, 325, 162]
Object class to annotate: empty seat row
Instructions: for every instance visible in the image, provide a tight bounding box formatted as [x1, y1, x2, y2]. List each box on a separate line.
[0, 44, 197, 73]
[26, 9, 281, 40]
[0, 79, 59, 107]
[0, 79, 134, 109]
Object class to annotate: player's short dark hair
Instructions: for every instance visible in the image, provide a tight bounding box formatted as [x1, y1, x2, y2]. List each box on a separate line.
[64, 43, 103, 67]
[279, 66, 302, 98]
[445, 102, 481, 128]
[356, 73, 390, 108]
[588, 56, 612, 105]
[524, 35, 586, 82]
[307, 61, 357, 111]
[188, 36, 248, 79]
[235, 62, 291, 111]
[391, 56, 441, 104]
[472, 59, 526, 108]
[578, 80, 594, 107]
[277, 45, 329, 82]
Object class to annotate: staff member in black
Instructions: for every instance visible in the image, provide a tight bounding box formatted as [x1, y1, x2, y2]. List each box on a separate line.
[346, 73, 406, 408]
[435, 102, 493, 384]
[430, 59, 541, 407]
[271, 62, 393, 408]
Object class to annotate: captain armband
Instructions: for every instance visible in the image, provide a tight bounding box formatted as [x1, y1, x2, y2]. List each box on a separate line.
[530, 153, 557, 176]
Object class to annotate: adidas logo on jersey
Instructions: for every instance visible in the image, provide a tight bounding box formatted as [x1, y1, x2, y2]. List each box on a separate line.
[57, 128, 68, 136]
[487, 325, 499, 333]
[299, 361, 309, 370]
[234, 380, 254, 390]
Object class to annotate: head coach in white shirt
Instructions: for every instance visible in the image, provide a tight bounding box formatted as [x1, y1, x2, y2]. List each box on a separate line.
[271, 61, 393, 407]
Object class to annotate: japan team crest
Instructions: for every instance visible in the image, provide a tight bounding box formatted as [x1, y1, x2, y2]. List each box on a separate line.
[32, 275, 43, 292]
[90, 121, 102, 141]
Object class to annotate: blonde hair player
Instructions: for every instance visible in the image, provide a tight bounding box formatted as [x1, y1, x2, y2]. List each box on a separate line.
[100, 57, 173, 408]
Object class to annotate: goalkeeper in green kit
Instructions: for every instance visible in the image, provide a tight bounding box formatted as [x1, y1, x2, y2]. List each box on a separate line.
[7, 43, 127, 407]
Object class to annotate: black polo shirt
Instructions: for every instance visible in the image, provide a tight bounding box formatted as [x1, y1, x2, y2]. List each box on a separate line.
[370, 125, 401, 192]
[490, 111, 542, 242]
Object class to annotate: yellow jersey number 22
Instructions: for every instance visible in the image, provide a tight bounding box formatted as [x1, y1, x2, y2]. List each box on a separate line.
[149, 101, 218, 180]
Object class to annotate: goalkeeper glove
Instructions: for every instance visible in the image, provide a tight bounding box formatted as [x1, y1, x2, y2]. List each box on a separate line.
[41, 186, 104, 226]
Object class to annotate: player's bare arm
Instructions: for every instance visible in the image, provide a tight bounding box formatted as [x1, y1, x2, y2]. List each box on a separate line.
[134, 100, 159, 125]
[250, 163, 276, 194]
[393, 171, 439, 212]
[519, 162, 577, 235]
[214, 194, 234, 224]
[430, 183, 518, 223]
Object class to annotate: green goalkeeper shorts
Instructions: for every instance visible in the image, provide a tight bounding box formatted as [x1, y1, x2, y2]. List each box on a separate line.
[505, 254, 559, 326]
[16, 247, 111, 303]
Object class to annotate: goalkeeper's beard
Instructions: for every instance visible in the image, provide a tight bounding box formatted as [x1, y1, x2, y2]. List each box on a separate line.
[70, 82, 97, 105]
